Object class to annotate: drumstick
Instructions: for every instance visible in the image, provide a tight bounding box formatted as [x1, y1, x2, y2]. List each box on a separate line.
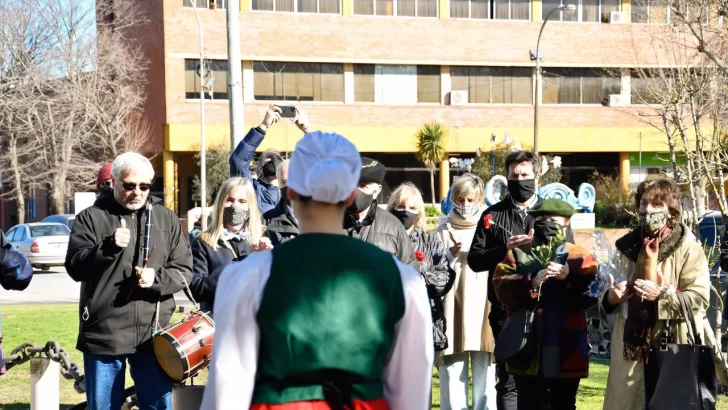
[125, 247, 157, 301]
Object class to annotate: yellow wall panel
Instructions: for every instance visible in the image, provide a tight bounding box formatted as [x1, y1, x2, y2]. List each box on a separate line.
[166, 123, 695, 154]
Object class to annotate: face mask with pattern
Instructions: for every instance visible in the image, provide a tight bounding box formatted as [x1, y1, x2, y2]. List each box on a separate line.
[639, 210, 669, 235]
[453, 202, 480, 218]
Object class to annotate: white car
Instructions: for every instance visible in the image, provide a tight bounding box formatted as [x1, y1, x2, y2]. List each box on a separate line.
[6, 223, 70, 271]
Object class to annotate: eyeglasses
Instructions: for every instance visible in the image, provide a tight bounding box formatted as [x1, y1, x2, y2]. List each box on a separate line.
[99, 181, 112, 189]
[121, 182, 151, 192]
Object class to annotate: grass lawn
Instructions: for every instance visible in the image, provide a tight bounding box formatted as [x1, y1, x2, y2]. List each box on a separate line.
[1, 304, 727, 409]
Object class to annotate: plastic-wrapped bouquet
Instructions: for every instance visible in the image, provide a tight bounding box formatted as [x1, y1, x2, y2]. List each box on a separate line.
[589, 230, 626, 298]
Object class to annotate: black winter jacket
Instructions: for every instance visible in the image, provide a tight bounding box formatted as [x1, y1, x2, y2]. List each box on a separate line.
[263, 200, 299, 247]
[190, 235, 252, 313]
[65, 193, 193, 356]
[409, 228, 455, 351]
[466, 196, 574, 332]
[344, 202, 419, 270]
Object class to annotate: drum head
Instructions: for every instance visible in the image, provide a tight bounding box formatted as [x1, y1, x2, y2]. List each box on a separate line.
[153, 335, 185, 381]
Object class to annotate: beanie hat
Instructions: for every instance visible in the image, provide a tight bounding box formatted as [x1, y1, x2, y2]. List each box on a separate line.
[96, 163, 112, 188]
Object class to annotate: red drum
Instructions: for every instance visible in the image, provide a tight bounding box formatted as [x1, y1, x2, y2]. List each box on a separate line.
[153, 311, 215, 381]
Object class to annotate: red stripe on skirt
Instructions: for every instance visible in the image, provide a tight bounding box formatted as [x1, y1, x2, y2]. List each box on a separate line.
[251, 398, 390, 410]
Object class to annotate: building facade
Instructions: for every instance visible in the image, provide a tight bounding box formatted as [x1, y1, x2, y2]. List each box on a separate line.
[127, 0, 695, 216]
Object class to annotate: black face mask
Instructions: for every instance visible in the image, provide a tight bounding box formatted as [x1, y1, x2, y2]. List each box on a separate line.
[347, 190, 375, 214]
[507, 179, 536, 203]
[262, 161, 277, 178]
[391, 209, 418, 230]
[533, 220, 562, 243]
[96, 187, 112, 198]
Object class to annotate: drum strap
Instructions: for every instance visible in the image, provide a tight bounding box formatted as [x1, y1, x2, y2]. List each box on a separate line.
[152, 269, 199, 336]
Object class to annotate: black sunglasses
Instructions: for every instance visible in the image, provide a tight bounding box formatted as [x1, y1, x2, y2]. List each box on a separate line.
[121, 182, 151, 192]
[99, 181, 112, 189]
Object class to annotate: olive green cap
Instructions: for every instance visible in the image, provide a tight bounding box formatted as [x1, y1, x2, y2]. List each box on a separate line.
[527, 198, 576, 218]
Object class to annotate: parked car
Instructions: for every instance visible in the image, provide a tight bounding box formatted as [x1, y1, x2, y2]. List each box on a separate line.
[6, 223, 70, 271]
[41, 214, 76, 230]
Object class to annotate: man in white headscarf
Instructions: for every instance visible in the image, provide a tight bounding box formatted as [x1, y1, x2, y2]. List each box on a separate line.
[201, 131, 434, 410]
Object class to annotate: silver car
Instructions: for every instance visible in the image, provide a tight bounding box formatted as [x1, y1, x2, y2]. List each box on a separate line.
[6, 223, 70, 271]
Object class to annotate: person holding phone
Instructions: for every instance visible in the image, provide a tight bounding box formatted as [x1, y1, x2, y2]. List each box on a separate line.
[229, 104, 309, 215]
[492, 199, 598, 410]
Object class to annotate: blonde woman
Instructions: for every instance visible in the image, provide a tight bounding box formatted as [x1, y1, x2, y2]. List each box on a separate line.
[436, 173, 496, 410]
[189, 177, 272, 314]
[387, 182, 455, 352]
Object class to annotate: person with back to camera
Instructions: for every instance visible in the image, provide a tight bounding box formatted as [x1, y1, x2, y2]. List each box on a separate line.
[201, 131, 433, 410]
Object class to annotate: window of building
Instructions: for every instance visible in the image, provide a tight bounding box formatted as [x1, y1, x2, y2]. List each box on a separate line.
[354, 65, 375, 102]
[451, 66, 532, 104]
[184, 0, 227, 9]
[253, 62, 344, 102]
[253, 0, 340, 13]
[630, 0, 668, 23]
[542, 0, 619, 22]
[185, 60, 229, 100]
[542, 68, 620, 104]
[353, 0, 437, 16]
[630, 69, 678, 104]
[450, 0, 529, 19]
[354, 65, 440, 103]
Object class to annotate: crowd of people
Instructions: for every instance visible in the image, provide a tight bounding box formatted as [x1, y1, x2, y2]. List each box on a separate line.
[0, 104, 716, 410]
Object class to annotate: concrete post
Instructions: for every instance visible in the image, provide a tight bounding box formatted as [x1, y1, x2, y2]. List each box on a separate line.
[30, 357, 59, 410]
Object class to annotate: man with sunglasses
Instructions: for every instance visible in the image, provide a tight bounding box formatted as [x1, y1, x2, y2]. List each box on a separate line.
[66, 152, 193, 410]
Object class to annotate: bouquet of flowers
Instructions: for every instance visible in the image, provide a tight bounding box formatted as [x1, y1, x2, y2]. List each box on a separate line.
[590, 230, 623, 298]
[529, 228, 569, 301]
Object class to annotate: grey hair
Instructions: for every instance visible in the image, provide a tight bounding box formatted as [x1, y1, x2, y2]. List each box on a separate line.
[256, 150, 283, 176]
[112, 152, 155, 181]
[451, 173, 485, 203]
[276, 159, 289, 184]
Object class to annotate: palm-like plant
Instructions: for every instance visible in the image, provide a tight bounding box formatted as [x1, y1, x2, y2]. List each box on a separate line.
[415, 123, 448, 205]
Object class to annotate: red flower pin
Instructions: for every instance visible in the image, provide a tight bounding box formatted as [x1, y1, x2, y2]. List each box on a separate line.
[483, 214, 494, 229]
[415, 250, 425, 262]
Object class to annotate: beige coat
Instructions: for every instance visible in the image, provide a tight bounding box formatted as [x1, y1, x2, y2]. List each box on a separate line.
[602, 225, 710, 410]
[436, 210, 495, 363]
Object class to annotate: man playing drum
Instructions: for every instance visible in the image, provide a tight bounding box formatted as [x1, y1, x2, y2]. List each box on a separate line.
[201, 131, 434, 410]
[66, 152, 193, 410]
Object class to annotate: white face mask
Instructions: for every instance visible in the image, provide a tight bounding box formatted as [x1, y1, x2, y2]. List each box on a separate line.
[453, 202, 479, 218]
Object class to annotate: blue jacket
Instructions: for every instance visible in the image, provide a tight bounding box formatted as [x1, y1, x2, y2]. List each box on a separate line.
[229, 127, 281, 215]
[0, 230, 32, 291]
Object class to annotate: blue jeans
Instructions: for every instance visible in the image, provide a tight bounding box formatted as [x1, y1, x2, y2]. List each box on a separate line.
[83, 342, 172, 410]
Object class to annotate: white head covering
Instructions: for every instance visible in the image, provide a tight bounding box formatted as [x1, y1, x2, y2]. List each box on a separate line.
[287, 131, 362, 204]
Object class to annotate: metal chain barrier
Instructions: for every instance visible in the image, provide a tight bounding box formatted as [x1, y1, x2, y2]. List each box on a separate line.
[4, 340, 86, 393]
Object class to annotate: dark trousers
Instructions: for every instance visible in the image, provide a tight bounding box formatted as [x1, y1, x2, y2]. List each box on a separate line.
[513, 376, 580, 410]
[490, 308, 518, 410]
